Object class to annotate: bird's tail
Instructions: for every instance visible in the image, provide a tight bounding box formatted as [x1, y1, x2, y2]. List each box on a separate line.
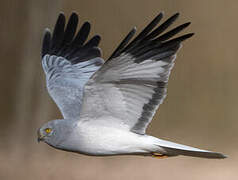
[152, 138, 226, 159]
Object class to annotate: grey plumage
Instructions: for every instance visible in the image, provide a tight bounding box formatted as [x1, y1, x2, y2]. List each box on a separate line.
[38, 12, 226, 159]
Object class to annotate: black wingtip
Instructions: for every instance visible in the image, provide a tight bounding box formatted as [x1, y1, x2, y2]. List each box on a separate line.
[68, 12, 79, 23]
[55, 13, 66, 29]
[155, 22, 192, 42]
[122, 12, 164, 53]
[71, 11, 78, 17]
[61, 13, 79, 47]
[140, 12, 180, 42]
[181, 22, 191, 30]
[184, 22, 191, 27]
[83, 21, 91, 30]
[42, 12, 102, 63]
[57, 12, 66, 22]
[69, 12, 79, 21]
[166, 12, 180, 24]
[177, 22, 191, 32]
[108, 12, 193, 61]
[174, 12, 180, 18]
[42, 28, 51, 58]
[94, 34, 101, 41]
[108, 27, 137, 60]
[71, 21, 91, 46]
[164, 33, 194, 46]
[155, 12, 164, 22]
[68, 12, 79, 25]
[182, 33, 195, 40]
[153, 12, 164, 26]
[50, 13, 66, 53]
[84, 35, 101, 48]
[166, 12, 180, 25]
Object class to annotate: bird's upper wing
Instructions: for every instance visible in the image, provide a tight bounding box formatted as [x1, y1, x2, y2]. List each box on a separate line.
[42, 13, 104, 119]
[79, 13, 193, 134]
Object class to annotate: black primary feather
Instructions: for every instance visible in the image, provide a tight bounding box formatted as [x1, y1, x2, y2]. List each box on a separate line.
[108, 27, 137, 60]
[42, 29, 51, 57]
[123, 12, 164, 52]
[107, 12, 194, 62]
[50, 13, 65, 54]
[62, 12, 78, 46]
[41, 12, 101, 64]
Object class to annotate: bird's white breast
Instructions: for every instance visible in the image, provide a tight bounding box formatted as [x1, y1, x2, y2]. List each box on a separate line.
[67, 120, 156, 156]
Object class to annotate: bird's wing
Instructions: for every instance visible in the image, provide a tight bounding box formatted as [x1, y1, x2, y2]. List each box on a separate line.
[42, 12, 104, 119]
[79, 12, 194, 134]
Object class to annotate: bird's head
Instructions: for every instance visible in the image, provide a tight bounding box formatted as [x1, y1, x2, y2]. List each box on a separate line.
[37, 119, 76, 149]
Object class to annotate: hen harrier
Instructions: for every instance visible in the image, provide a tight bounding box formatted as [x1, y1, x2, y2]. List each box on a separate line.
[37, 12, 226, 159]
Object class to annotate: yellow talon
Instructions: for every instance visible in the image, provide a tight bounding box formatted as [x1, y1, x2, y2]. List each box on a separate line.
[152, 153, 168, 159]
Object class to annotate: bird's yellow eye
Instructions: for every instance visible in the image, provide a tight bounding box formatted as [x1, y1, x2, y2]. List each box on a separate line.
[44, 128, 52, 134]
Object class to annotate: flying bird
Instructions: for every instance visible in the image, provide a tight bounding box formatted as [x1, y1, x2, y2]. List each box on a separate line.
[38, 12, 226, 159]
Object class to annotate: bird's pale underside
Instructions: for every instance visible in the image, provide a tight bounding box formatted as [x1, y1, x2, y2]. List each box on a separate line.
[37, 12, 226, 159]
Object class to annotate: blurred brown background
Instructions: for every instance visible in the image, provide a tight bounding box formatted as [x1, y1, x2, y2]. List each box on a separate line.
[0, 0, 237, 179]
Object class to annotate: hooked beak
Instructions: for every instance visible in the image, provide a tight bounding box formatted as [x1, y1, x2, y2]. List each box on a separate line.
[37, 129, 45, 143]
[37, 136, 44, 143]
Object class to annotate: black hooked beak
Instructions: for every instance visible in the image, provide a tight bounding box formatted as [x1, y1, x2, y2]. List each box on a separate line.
[37, 129, 44, 143]
[37, 137, 43, 143]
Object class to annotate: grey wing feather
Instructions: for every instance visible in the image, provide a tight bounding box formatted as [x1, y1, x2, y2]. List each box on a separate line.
[80, 12, 193, 134]
[41, 12, 104, 119]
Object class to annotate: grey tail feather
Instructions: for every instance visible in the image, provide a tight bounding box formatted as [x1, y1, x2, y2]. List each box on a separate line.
[160, 146, 227, 159]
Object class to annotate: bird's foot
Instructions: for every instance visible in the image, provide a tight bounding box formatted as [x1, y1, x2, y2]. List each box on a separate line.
[152, 153, 169, 159]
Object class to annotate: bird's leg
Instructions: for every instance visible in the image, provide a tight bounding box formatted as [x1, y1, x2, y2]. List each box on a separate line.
[152, 152, 169, 159]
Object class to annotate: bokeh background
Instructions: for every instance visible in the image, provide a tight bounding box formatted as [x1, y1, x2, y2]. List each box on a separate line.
[1, 0, 237, 179]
